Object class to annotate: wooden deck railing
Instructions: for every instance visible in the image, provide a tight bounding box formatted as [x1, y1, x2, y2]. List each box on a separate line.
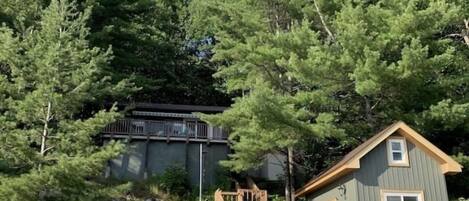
[214, 189, 267, 201]
[102, 119, 229, 140]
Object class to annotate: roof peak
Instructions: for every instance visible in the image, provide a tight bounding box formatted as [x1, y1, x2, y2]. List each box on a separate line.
[295, 121, 462, 197]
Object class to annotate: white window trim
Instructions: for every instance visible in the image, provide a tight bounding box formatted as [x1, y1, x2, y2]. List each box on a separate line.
[386, 137, 409, 166]
[381, 190, 424, 201]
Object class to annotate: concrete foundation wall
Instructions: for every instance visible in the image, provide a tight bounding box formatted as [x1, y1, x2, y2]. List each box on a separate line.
[107, 140, 229, 187]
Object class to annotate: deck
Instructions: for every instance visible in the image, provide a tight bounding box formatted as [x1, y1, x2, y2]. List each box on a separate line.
[102, 119, 229, 143]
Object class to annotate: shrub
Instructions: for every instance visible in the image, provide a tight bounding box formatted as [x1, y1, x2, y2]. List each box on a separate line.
[269, 194, 286, 201]
[157, 164, 191, 197]
[214, 166, 232, 191]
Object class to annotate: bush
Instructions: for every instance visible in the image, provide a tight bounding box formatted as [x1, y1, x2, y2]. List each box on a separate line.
[157, 164, 191, 197]
[447, 153, 469, 198]
[214, 166, 232, 191]
[269, 195, 286, 201]
[113, 164, 191, 201]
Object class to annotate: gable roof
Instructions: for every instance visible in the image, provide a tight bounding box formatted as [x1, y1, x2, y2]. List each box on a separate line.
[295, 121, 463, 198]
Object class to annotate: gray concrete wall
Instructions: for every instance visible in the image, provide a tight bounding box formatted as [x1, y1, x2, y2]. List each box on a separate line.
[107, 140, 229, 187]
[109, 141, 147, 180]
[245, 154, 285, 181]
[354, 137, 449, 201]
[261, 154, 284, 181]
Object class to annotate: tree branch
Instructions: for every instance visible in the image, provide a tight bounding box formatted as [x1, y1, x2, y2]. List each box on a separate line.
[42, 146, 55, 155]
[370, 97, 382, 111]
[447, 33, 463, 37]
[447, 19, 469, 47]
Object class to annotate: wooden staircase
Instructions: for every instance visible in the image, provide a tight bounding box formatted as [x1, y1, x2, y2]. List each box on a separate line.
[214, 178, 267, 201]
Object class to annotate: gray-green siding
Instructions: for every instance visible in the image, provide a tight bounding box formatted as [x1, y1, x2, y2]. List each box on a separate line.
[305, 136, 449, 201]
[107, 140, 229, 187]
[307, 174, 357, 201]
[354, 138, 449, 201]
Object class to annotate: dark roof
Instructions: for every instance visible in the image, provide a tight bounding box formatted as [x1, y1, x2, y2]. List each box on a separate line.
[131, 103, 227, 113]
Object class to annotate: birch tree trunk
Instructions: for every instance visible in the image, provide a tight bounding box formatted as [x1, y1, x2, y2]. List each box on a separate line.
[40, 101, 52, 156]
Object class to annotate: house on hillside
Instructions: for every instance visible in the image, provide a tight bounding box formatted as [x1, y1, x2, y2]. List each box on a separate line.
[101, 103, 283, 187]
[296, 121, 463, 201]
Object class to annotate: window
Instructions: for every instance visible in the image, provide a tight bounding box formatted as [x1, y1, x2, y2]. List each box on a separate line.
[386, 137, 409, 166]
[383, 191, 423, 201]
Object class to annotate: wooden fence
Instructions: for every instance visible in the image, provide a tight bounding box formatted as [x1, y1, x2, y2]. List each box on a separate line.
[214, 189, 267, 201]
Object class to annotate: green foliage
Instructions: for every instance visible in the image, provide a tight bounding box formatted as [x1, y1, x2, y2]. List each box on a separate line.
[120, 165, 209, 201]
[86, 0, 229, 105]
[270, 195, 286, 201]
[0, 142, 129, 201]
[0, 0, 135, 200]
[0, 0, 467, 199]
[202, 86, 343, 172]
[0, 0, 44, 32]
[156, 164, 191, 197]
[117, 175, 178, 201]
[213, 166, 232, 191]
[447, 153, 469, 199]
[191, 0, 468, 198]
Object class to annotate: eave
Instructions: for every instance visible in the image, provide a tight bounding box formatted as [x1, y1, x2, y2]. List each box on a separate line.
[295, 121, 463, 198]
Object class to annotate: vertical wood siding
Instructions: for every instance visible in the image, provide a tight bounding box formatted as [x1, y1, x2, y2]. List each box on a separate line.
[307, 174, 358, 201]
[354, 137, 449, 201]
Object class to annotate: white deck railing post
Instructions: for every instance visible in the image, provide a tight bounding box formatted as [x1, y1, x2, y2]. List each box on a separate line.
[195, 120, 198, 139]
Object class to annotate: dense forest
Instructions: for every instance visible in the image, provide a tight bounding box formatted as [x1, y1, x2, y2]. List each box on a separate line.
[0, 0, 467, 201]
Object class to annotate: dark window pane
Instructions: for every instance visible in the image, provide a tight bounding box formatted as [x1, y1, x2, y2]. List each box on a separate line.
[403, 196, 418, 201]
[392, 142, 402, 150]
[393, 152, 403, 161]
[386, 196, 401, 201]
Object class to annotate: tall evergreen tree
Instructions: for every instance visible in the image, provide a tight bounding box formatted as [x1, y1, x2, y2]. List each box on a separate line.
[191, 0, 468, 199]
[193, 1, 345, 200]
[0, 0, 134, 200]
[86, 0, 230, 105]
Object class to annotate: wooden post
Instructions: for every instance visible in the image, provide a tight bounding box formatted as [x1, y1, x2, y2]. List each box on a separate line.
[214, 189, 223, 201]
[237, 189, 243, 201]
[261, 190, 268, 201]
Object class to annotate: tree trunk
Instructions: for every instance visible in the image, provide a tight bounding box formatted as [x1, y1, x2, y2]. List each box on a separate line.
[364, 96, 374, 128]
[464, 19, 469, 46]
[285, 147, 295, 201]
[40, 101, 52, 156]
[313, 0, 335, 41]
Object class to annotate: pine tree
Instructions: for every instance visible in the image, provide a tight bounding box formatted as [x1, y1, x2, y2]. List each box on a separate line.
[193, 1, 345, 200]
[0, 0, 134, 200]
[201, 85, 344, 201]
[191, 0, 468, 199]
[86, 0, 230, 105]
